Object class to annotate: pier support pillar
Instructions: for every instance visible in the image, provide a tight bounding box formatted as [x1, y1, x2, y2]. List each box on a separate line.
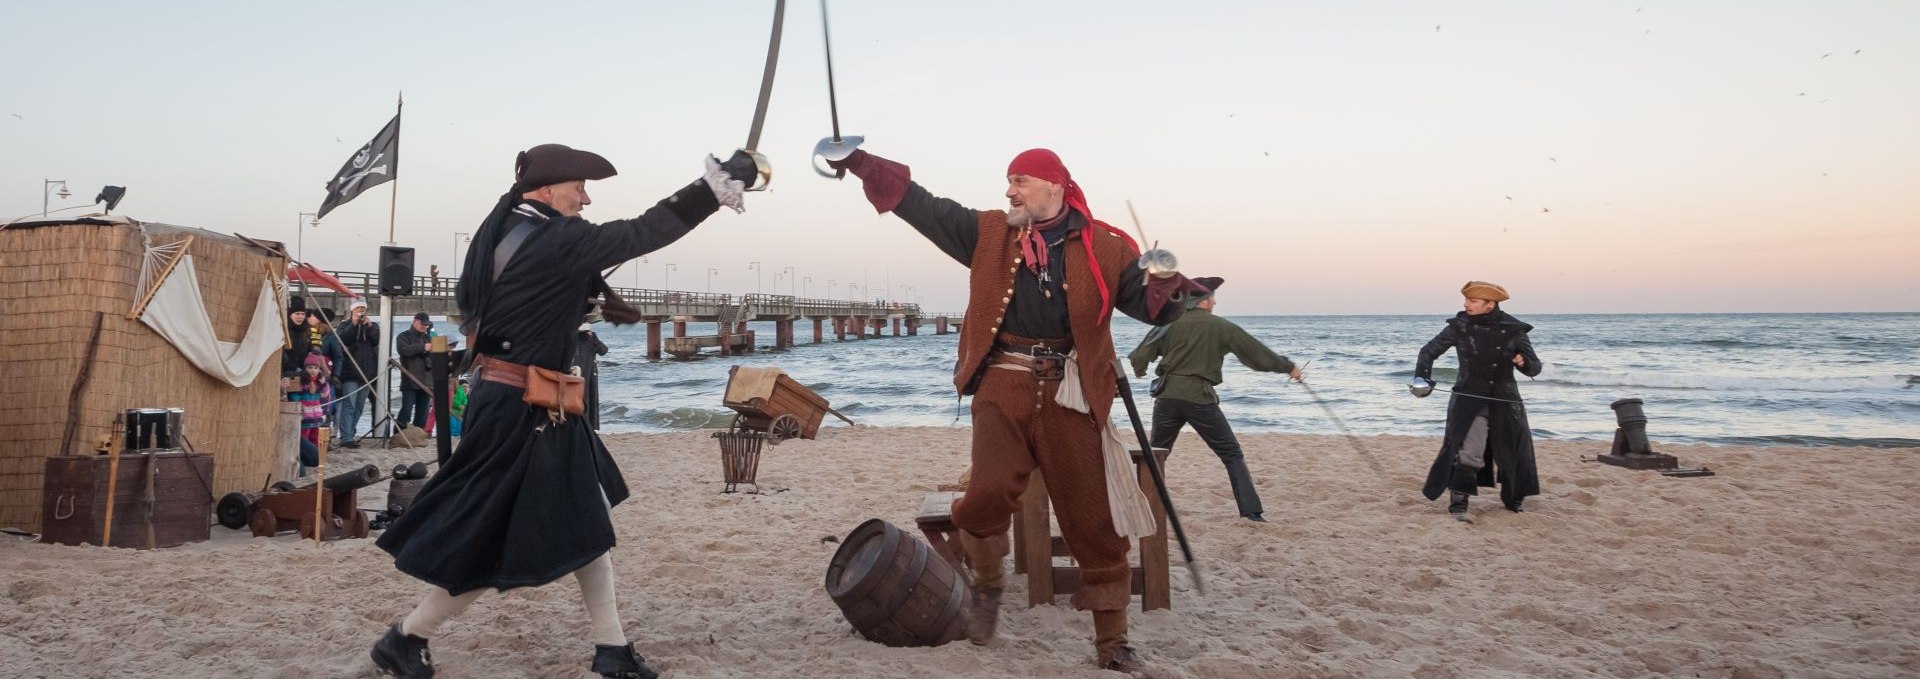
[646, 320, 662, 361]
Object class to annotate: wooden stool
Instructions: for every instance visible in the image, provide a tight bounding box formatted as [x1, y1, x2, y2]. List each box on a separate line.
[1012, 447, 1171, 611]
[915, 491, 967, 571]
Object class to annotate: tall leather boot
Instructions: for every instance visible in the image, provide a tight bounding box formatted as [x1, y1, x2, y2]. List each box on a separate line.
[1448, 490, 1472, 522]
[1094, 610, 1142, 671]
[958, 530, 1009, 646]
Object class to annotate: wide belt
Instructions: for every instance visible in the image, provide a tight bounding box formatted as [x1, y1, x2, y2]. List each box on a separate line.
[990, 349, 1068, 381]
[475, 354, 529, 389]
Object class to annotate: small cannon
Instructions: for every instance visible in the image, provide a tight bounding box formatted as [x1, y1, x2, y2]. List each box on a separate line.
[215, 464, 381, 540]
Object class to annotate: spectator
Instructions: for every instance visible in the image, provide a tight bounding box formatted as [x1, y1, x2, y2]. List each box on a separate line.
[294, 353, 333, 476]
[394, 312, 434, 431]
[451, 376, 469, 437]
[282, 296, 312, 379]
[336, 299, 381, 448]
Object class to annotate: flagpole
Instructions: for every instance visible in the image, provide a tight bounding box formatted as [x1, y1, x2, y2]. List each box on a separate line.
[377, 91, 402, 442]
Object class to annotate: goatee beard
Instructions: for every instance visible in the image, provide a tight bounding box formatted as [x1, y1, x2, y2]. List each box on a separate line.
[1006, 207, 1031, 228]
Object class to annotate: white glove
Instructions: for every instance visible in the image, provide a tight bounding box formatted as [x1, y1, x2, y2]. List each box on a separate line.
[705, 155, 747, 213]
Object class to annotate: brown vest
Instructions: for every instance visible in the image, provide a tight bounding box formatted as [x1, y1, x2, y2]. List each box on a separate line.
[956, 210, 1138, 422]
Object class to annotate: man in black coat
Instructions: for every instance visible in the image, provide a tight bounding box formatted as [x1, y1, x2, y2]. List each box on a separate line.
[336, 299, 381, 447]
[1413, 280, 1543, 521]
[393, 313, 436, 431]
[573, 321, 610, 430]
[370, 143, 764, 679]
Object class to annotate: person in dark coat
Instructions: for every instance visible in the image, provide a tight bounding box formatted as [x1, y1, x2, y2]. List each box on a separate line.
[393, 313, 436, 431]
[280, 296, 312, 379]
[336, 299, 381, 447]
[1413, 280, 1543, 521]
[573, 321, 609, 430]
[369, 143, 764, 679]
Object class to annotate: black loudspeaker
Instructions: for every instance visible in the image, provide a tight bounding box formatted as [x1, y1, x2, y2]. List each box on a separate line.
[379, 246, 415, 295]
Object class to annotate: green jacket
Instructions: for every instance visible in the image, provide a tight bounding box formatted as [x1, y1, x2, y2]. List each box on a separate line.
[1128, 308, 1294, 405]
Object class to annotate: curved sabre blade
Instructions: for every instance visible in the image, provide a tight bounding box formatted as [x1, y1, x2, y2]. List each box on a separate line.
[745, 0, 787, 152]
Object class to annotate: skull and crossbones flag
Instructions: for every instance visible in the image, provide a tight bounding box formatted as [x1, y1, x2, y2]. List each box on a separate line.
[316, 113, 400, 219]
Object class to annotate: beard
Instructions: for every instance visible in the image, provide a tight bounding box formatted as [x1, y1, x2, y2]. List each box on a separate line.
[1006, 205, 1033, 228]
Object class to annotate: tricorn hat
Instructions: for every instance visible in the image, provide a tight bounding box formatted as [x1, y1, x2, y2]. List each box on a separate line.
[1192, 277, 1224, 293]
[1460, 280, 1510, 302]
[515, 144, 617, 189]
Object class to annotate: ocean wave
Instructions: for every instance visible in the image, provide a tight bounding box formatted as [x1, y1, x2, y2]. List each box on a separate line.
[605, 406, 737, 429]
[1536, 367, 1913, 393]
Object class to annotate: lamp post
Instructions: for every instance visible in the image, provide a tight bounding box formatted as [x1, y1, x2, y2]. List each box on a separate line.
[747, 261, 762, 293]
[803, 275, 812, 298]
[827, 279, 835, 300]
[706, 267, 720, 292]
[452, 231, 471, 277]
[635, 256, 646, 289]
[781, 266, 796, 296]
[296, 211, 320, 264]
[41, 180, 69, 217]
[664, 263, 676, 289]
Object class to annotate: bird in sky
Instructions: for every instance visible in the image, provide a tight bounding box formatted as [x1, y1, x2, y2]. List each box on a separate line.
[1547, 157, 1557, 163]
[1505, 195, 1513, 201]
[1854, 49, 1863, 56]
[1822, 52, 1833, 59]
[1435, 25, 1441, 33]
[7, 113, 19, 120]
[1541, 207, 1551, 213]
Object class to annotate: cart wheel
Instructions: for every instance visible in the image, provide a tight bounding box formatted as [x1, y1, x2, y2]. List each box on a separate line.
[769, 414, 802, 443]
[249, 508, 277, 538]
[271, 480, 297, 493]
[216, 493, 254, 530]
[349, 510, 371, 539]
[728, 413, 748, 434]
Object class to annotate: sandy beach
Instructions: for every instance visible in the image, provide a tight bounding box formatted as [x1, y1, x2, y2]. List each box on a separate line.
[2, 427, 1916, 678]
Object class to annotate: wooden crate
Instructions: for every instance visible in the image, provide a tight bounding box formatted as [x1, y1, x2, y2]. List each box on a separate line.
[39, 451, 214, 548]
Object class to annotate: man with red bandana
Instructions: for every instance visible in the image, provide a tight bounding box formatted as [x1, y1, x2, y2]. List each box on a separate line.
[828, 147, 1200, 671]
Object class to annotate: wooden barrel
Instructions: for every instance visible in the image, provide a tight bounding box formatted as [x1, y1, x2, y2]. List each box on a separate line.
[387, 477, 427, 515]
[824, 518, 970, 647]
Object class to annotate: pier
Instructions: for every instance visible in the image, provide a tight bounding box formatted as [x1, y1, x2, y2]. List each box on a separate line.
[298, 271, 963, 359]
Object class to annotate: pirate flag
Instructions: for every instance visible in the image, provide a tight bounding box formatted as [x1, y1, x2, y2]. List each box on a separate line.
[316, 113, 399, 219]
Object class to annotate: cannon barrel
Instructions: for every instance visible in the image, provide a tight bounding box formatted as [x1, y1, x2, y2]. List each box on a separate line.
[318, 464, 383, 492]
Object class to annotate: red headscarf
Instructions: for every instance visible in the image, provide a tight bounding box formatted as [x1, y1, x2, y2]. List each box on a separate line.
[1006, 149, 1137, 322]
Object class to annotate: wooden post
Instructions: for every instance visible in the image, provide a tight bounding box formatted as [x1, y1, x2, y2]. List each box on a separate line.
[717, 320, 731, 357]
[646, 320, 662, 360]
[101, 412, 124, 547]
[1138, 450, 1171, 611]
[312, 428, 329, 547]
[812, 317, 823, 344]
[430, 336, 451, 465]
[1019, 469, 1053, 606]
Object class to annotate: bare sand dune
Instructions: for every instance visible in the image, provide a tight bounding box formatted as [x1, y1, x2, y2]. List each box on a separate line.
[2, 428, 1916, 678]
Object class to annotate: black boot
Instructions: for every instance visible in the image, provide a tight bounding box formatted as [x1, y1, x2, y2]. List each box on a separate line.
[370, 624, 435, 678]
[1448, 491, 1472, 523]
[591, 643, 659, 679]
[1504, 498, 1524, 513]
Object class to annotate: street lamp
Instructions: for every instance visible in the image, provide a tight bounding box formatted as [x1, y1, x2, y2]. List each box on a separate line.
[664, 263, 677, 289]
[452, 231, 471, 277]
[803, 275, 812, 298]
[706, 267, 721, 292]
[42, 179, 69, 217]
[781, 266, 796, 296]
[747, 261, 762, 294]
[827, 279, 835, 300]
[296, 211, 321, 263]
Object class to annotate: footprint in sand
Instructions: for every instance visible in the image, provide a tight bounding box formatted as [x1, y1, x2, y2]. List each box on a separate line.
[1566, 490, 1597, 506]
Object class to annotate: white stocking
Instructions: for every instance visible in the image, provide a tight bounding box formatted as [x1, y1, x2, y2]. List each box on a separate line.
[400, 586, 486, 638]
[574, 552, 628, 646]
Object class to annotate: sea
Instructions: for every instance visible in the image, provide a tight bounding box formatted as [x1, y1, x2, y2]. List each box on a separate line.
[407, 313, 1915, 448]
[531, 312, 1917, 449]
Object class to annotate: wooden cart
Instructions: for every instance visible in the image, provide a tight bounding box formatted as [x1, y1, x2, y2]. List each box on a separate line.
[719, 366, 852, 443]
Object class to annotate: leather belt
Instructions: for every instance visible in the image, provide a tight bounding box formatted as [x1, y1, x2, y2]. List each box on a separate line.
[475, 354, 529, 389]
[990, 349, 1068, 381]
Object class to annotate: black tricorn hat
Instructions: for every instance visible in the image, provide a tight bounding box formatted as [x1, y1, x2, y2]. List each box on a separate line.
[515, 144, 617, 188]
[1193, 276, 1224, 292]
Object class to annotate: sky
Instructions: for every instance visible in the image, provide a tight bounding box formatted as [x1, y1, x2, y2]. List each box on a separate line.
[3, 1, 1916, 314]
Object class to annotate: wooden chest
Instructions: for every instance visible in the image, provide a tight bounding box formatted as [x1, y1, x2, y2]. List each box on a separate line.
[39, 452, 214, 549]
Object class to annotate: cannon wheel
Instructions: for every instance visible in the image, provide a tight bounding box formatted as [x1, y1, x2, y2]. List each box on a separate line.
[249, 507, 278, 538]
[349, 510, 372, 538]
[271, 480, 297, 492]
[216, 492, 254, 530]
[768, 414, 802, 444]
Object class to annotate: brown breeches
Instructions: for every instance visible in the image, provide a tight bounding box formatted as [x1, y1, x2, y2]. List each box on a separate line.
[952, 365, 1132, 611]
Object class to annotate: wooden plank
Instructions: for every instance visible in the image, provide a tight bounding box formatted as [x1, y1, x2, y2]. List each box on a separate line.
[1019, 469, 1053, 607]
[1138, 449, 1172, 611]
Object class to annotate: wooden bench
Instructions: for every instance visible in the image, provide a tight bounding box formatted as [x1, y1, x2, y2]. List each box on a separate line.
[916, 448, 1172, 612]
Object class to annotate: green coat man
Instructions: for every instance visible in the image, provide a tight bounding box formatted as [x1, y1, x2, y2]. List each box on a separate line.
[1128, 277, 1300, 521]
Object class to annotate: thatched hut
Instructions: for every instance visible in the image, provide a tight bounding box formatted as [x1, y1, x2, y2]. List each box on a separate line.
[0, 216, 292, 533]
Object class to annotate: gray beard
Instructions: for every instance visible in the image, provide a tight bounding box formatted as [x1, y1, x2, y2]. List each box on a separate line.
[1006, 207, 1032, 228]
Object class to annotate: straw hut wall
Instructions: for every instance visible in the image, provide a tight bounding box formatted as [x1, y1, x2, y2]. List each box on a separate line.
[0, 218, 289, 533]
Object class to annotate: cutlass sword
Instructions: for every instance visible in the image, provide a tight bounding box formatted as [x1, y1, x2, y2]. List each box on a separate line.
[739, 0, 786, 191]
[812, 0, 865, 178]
